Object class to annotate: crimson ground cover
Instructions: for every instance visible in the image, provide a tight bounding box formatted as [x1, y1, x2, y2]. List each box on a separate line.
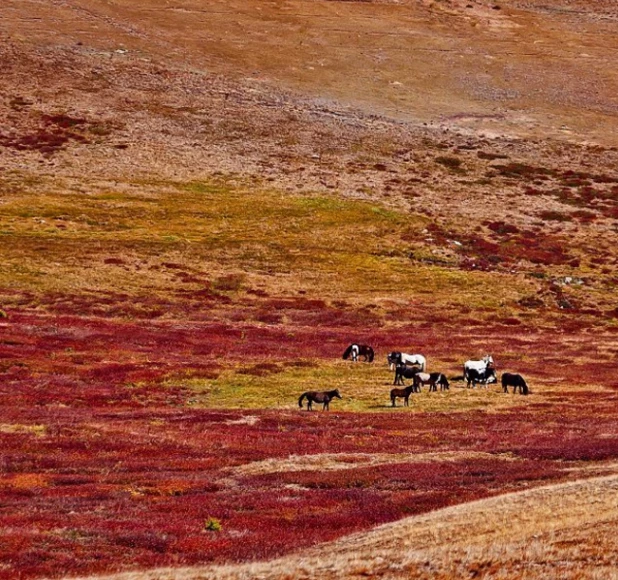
[1, 310, 618, 579]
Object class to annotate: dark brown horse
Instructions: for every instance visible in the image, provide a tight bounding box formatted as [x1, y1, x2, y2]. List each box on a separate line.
[390, 385, 415, 407]
[298, 389, 342, 410]
[393, 363, 422, 385]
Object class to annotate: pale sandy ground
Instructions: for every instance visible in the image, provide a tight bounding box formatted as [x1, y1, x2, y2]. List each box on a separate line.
[75, 469, 618, 580]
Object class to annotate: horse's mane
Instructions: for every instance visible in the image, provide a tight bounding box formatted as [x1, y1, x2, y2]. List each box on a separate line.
[342, 344, 355, 360]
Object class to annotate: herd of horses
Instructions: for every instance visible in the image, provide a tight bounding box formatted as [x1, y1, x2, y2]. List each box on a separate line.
[299, 344, 529, 410]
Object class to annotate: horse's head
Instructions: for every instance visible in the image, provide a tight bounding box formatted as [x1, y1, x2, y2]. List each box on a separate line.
[387, 352, 400, 369]
[484, 354, 494, 366]
[332, 389, 342, 399]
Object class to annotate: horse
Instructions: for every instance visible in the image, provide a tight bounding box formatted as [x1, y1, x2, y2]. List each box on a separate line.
[387, 352, 426, 371]
[390, 385, 415, 407]
[343, 343, 375, 362]
[393, 363, 421, 385]
[464, 355, 494, 385]
[428, 372, 450, 392]
[413, 372, 450, 392]
[502, 372, 529, 395]
[298, 389, 342, 411]
[466, 367, 497, 388]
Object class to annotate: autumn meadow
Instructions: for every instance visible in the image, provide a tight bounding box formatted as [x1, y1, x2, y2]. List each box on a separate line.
[1, 0, 618, 578]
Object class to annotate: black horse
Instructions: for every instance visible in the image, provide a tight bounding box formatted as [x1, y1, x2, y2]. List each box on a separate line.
[466, 367, 497, 388]
[298, 389, 342, 410]
[393, 363, 421, 385]
[342, 344, 375, 362]
[390, 385, 415, 407]
[502, 373, 529, 395]
[426, 372, 450, 392]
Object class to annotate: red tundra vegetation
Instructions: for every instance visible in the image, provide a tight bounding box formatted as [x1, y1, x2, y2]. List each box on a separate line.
[1, 311, 618, 579]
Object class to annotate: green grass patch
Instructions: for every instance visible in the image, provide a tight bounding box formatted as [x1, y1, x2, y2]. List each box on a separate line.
[173, 361, 520, 413]
[0, 175, 533, 315]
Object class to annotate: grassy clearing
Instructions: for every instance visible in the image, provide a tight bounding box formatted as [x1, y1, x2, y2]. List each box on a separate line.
[0, 174, 532, 316]
[173, 361, 523, 413]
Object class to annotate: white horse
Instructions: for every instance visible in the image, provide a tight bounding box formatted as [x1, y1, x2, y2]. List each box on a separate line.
[464, 355, 495, 384]
[387, 352, 426, 372]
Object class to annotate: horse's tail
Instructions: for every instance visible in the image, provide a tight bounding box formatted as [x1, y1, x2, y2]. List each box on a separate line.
[368, 347, 375, 362]
[342, 344, 353, 360]
[298, 393, 307, 408]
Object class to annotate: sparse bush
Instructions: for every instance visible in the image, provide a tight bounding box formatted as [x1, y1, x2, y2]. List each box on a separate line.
[538, 210, 571, 222]
[213, 273, 245, 292]
[435, 155, 463, 171]
[204, 517, 222, 532]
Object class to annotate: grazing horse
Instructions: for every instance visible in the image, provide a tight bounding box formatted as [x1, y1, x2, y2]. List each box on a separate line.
[390, 385, 415, 407]
[343, 343, 375, 362]
[464, 355, 495, 385]
[502, 372, 529, 395]
[387, 352, 426, 371]
[427, 372, 450, 392]
[466, 367, 497, 388]
[413, 372, 450, 392]
[393, 363, 421, 385]
[298, 389, 342, 411]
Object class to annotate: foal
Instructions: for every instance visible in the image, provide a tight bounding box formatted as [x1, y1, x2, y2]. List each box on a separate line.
[390, 385, 415, 407]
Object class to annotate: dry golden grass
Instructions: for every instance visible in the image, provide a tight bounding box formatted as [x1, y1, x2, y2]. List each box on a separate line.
[227, 450, 518, 478]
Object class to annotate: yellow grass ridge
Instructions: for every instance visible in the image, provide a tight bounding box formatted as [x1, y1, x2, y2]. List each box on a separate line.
[226, 450, 519, 477]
